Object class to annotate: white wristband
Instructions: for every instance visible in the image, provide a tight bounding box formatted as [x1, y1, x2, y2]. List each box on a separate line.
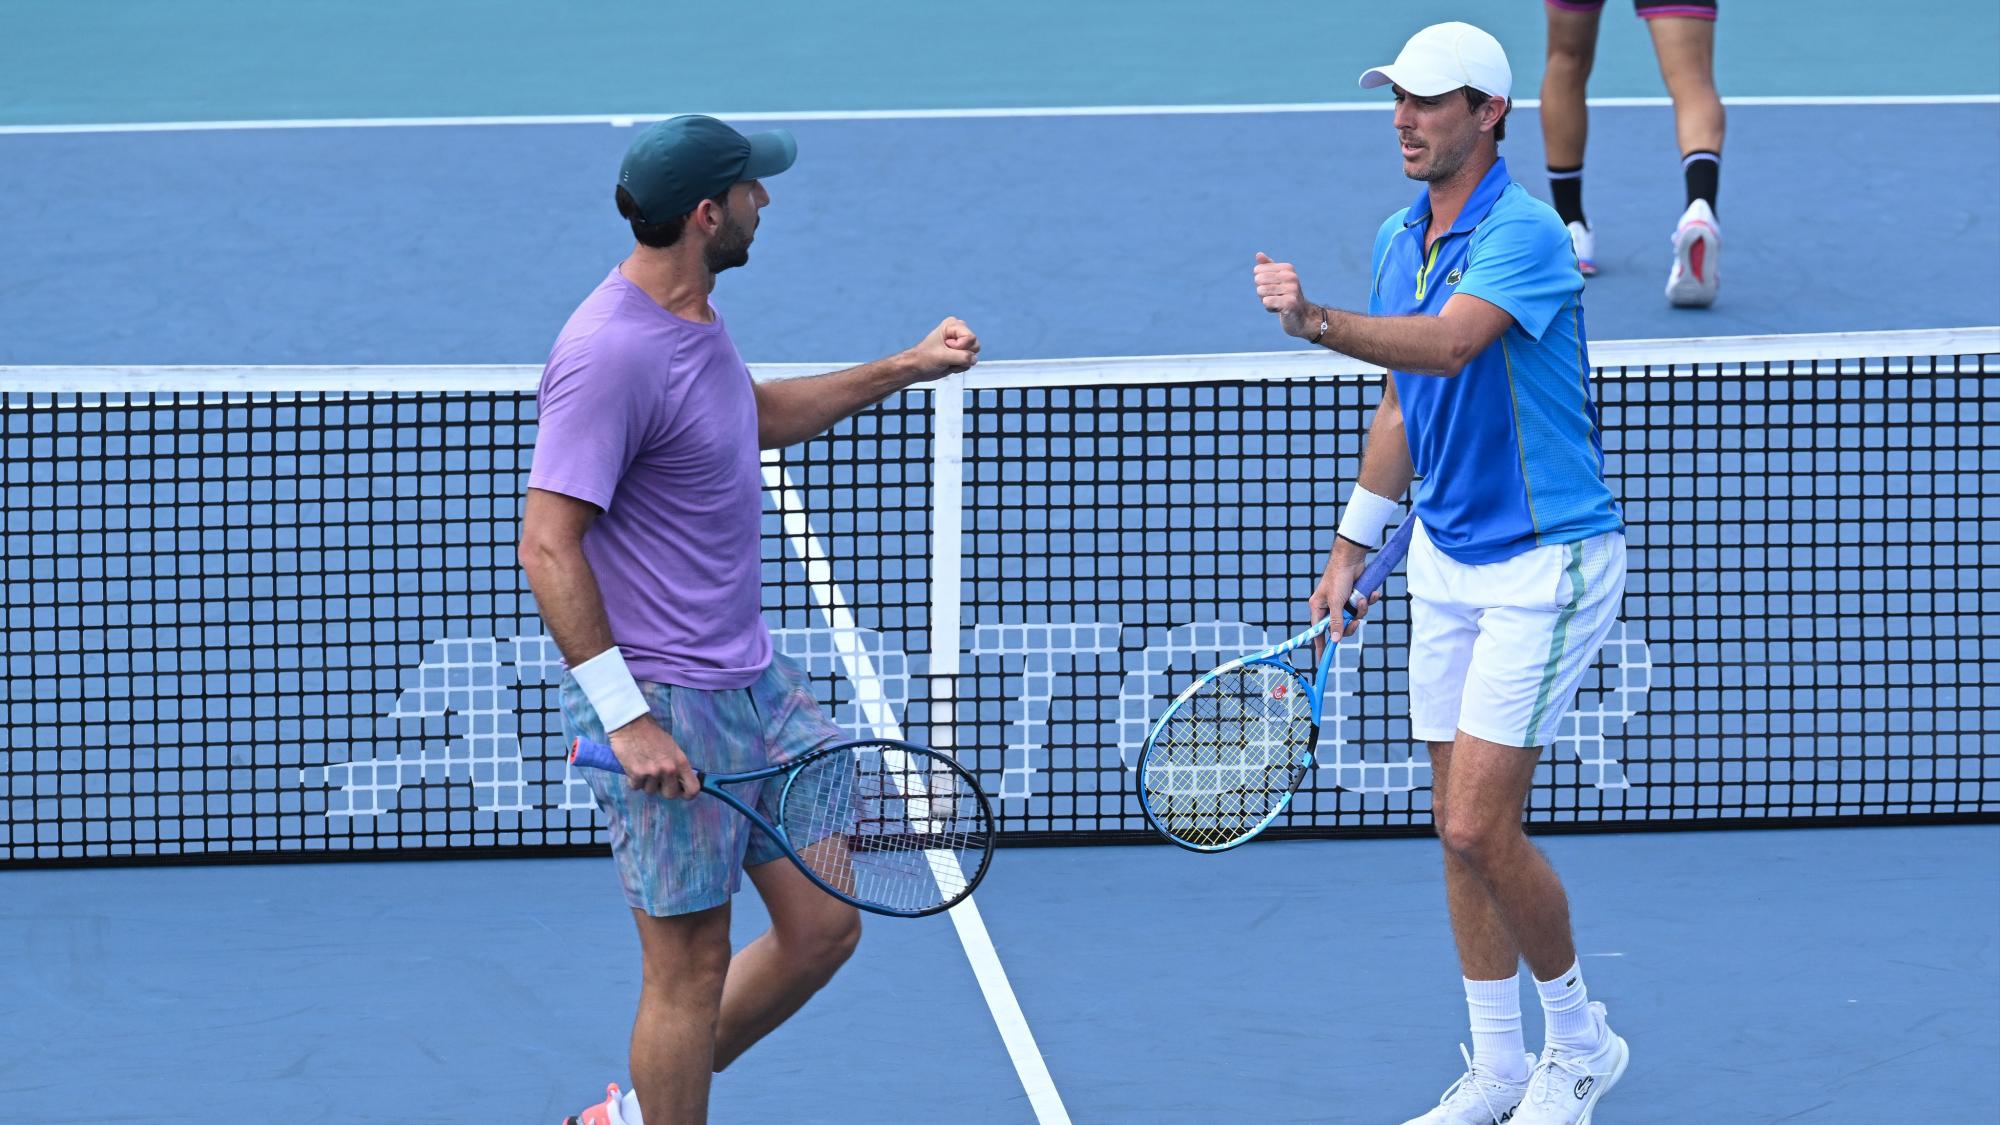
[1336, 486, 1401, 549]
[571, 647, 649, 732]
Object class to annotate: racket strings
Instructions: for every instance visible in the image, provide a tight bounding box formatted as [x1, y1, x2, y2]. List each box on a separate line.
[1142, 664, 1313, 848]
[780, 744, 994, 915]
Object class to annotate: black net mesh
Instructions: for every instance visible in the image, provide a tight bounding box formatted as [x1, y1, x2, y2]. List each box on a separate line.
[4, 344, 1994, 864]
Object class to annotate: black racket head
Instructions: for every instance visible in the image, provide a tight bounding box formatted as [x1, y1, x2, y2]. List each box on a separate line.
[1137, 658, 1318, 851]
[778, 740, 997, 917]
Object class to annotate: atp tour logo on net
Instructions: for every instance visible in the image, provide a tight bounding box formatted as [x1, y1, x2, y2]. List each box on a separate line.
[299, 619, 1651, 817]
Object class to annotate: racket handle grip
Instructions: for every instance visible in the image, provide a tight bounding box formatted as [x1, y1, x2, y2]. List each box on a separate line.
[1315, 517, 1417, 720]
[570, 736, 624, 773]
[1351, 516, 1417, 603]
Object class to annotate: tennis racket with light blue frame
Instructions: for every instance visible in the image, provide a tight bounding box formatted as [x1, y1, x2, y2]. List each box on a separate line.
[1136, 517, 1415, 852]
[570, 736, 995, 917]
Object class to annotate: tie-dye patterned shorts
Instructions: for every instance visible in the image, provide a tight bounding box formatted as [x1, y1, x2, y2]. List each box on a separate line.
[560, 654, 844, 917]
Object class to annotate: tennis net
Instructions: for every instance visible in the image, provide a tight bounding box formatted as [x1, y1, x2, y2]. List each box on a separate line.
[4, 327, 1995, 864]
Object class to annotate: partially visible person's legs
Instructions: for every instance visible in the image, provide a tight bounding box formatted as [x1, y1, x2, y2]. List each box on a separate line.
[713, 857, 862, 1071]
[1402, 728, 1571, 1125]
[628, 904, 736, 1125]
[1542, 2, 1605, 275]
[1397, 524, 1532, 1125]
[709, 650, 862, 1073]
[1433, 734, 1576, 984]
[1447, 533, 1630, 1123]
[1643, 6, 1726, 305]
[1433, 739, 1531, 1081]
[1437, 734, 1628, 1125]
[1541, 3, 1602, 172]
[1645, 10, 1726, 168]
[560, 660, 834, 1125]
[1398, 527, 1632, 1124]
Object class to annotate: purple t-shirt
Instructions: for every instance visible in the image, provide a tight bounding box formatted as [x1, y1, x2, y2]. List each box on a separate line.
[529, 267, 770, 690]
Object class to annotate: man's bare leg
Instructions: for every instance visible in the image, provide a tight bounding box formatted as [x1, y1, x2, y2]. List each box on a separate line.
[1540, 6, 1603, 172]
[624, 865, 859, 1124]
[628, 903, 733, 1125]
[711, 856, 862, 1071]
[1433, 732, 1575, 979]
[1647, 17, 1725, 159]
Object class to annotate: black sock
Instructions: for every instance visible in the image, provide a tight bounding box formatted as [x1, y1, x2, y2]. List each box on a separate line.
[1682, 151, 1720, 212]
[1548, 165, 1586, 227]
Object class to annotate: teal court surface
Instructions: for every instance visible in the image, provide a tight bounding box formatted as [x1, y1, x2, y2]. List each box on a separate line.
[3, 3, 1996, 1122]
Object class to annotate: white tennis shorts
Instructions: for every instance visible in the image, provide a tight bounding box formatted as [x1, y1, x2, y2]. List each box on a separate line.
[1406, 520, 1627, 748]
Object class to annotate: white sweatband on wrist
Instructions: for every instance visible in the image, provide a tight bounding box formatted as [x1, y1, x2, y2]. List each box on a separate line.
[571, 646, 649, 732]
[1336, 485, 1401, 549]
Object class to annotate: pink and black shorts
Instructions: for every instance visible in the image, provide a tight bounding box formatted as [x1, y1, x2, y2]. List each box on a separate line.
[1548, 0, 1717, 19]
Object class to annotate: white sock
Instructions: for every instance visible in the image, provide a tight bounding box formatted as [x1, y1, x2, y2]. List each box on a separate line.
[1535, 959, 1601, 1053]
[620, 1088, 644, 1125]
[1464, 974, 1528, 1084]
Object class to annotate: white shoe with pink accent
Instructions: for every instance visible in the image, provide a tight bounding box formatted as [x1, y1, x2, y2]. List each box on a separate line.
[1666, 198, 1720, 307]
[1567, 221, 1597, 278]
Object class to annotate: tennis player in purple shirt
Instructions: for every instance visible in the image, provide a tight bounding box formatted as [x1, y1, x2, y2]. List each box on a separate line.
[519, 115, 979, 1125]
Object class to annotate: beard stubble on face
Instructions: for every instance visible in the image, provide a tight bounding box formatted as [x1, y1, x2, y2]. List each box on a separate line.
[704, 210, 754, 274]
[1404, 131, 1472, 184]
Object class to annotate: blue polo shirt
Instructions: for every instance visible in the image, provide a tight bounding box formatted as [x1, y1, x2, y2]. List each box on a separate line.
[1368, 157, 1623, 565]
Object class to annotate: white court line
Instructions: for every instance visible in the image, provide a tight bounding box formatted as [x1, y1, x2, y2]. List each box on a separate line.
[0, 94, 1992, 135]
[761, 454, 1071, 1125]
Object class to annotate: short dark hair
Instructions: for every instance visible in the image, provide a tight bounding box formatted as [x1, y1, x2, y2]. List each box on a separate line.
[1461, 88, 1508, 142]
[615, 184, 732, 249]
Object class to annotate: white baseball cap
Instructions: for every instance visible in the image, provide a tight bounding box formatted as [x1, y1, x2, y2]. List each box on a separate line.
[1358, 22, 1512, 100]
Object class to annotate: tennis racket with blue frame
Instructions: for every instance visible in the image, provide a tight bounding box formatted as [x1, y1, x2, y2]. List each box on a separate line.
[1136, 517, 1416, 852]
[570, 736, 995, 917]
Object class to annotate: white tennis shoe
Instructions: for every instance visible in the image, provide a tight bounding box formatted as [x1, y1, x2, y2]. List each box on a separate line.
[1399, 1044, 1534, 1124]
[1665, 199, 1720, 307]
[1566, 221, 1597, 278]
[1512, 1002, 1629, 1124]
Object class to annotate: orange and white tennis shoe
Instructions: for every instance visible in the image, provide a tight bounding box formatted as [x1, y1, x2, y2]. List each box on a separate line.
[561, 1082, 632, 1125]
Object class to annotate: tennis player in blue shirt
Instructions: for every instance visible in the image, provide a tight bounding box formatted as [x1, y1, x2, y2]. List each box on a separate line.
[1253, 22, 1630, 1125]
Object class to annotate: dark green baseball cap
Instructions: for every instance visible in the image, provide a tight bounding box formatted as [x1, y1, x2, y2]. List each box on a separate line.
[617, 115, 797, 223]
